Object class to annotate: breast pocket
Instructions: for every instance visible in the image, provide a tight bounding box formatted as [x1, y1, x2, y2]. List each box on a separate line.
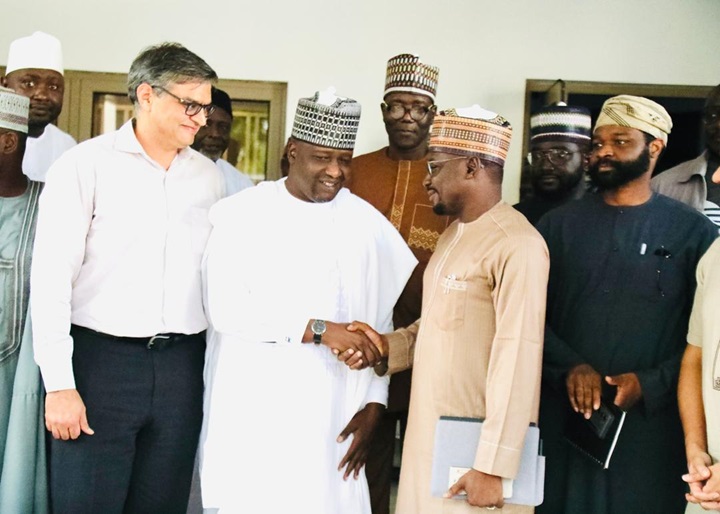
[632, 251, 685, 303]
[433, 276, 468, 331]
[0, 258, 20, 362]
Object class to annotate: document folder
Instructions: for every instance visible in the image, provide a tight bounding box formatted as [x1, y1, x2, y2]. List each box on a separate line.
[430, 416, 544, 506]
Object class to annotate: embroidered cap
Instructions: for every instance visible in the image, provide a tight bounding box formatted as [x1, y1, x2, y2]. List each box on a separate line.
[530, 104, 591, 145]
[384, 54, 439, 102]
[595, 95, 672, 144]
[0, 87, 29, 133]
[429, 105, 512, 167]
[6, 31, 64, 75]
[291, 87, 361, 150]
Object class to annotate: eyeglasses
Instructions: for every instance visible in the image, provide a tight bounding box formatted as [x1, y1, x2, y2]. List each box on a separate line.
[151, 85, 215, 117]
[527, 148, 580, 166]
[382, 102, 436, 122]
[427, 157, 467, 177]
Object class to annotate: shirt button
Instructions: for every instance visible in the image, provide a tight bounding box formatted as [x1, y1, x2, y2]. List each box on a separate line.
[612, 247, 619, 252]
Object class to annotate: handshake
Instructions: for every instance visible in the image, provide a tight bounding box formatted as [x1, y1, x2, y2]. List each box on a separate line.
[307, 320, 389, 371]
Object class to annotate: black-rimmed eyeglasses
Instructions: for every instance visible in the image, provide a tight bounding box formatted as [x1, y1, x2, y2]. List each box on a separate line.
[527, 148, 580, 166]
[382, 102, 436, 122]
[152, 85, 215, 117]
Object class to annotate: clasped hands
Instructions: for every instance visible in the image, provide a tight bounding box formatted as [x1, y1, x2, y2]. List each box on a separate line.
[683, 445, 720, 509]
[313, 320, 387, 370]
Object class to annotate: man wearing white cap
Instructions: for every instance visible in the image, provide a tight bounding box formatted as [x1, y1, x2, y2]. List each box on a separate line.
[200, 88, 416, 513]
[536, 95, 717, 514]
[349, 105, 549, 513]
[347, 53, 447, 514]
[3, 31, 76, 182]
[0, 86, 48, 514]
[30, 43, 223, 513]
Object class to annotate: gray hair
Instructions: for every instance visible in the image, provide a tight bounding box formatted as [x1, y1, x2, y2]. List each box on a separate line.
[127, 42, 217, 105]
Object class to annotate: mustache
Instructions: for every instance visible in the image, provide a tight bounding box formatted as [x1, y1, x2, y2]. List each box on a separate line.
[596, 157, 618, 166]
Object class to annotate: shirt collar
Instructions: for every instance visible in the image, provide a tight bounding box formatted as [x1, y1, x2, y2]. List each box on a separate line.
[674, 151, 710, 184]
[114, 119, 195, 167]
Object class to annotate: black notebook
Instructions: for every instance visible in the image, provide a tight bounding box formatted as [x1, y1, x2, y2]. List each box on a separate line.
[563, 400, 626, 469]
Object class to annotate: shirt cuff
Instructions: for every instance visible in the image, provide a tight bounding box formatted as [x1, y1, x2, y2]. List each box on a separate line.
[39, 357, 76, 393]
[473, 439, 523, 479]
[387, 330, 412, 375]
[361, 372, 389, 408]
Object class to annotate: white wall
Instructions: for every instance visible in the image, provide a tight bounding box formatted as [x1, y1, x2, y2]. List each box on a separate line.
[3, 0, 719, 201]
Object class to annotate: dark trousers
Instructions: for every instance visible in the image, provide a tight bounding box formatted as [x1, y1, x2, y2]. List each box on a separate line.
[50, 326, 205, 514]
[366, 369, 411, 514]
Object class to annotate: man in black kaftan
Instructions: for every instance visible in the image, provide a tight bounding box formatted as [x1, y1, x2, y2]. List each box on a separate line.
[536, 95, 718, 514]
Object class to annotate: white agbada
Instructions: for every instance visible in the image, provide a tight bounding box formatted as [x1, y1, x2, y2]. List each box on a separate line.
[200, 179, 417, 513]
[22, 124, 76, 182]
[215, 158, 254, 196]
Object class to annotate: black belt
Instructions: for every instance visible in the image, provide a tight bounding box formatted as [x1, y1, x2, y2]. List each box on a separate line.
[71, 325, 204, 351]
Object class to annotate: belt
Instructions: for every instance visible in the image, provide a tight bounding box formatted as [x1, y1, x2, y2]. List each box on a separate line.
[71, 325, 204, 351]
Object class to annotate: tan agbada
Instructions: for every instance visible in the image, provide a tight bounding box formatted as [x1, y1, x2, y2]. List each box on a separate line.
[386, 202, 549, 514]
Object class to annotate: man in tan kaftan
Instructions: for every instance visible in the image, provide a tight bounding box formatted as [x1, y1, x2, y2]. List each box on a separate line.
[351, 105, 548, 513]
[347, 53, 447, 514]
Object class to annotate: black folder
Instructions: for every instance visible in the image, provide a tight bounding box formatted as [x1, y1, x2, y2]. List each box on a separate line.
[563, 400, 626, 469]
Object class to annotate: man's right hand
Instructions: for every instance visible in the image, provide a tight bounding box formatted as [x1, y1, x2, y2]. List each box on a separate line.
[45, 389, 94, 440]
[565, 363, 602, 419]
[334, 321, 388, 370]
[322, 321, 382, 367]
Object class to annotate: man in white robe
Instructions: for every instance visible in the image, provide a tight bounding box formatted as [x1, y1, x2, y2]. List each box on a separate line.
[200, 88, 417, 514]
[3, 32, 76, 182]
[191, 87, 254, 196]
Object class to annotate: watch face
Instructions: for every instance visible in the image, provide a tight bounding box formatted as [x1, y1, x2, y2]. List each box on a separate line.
[312, 319, 327, 335]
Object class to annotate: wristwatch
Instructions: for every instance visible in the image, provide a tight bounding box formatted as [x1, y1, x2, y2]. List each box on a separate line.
[311, 319, 326, 345]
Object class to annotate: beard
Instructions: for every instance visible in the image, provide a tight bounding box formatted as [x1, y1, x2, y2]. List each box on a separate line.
[531, 169, 584, 201]
[432, 203, 448, 215]
[198, 147, 223, 162]
[432, 198, 461, 216]
[588, 146, 651, 190]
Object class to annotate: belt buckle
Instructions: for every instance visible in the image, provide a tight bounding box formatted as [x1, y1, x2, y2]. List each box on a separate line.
[147, 334, 171, 350]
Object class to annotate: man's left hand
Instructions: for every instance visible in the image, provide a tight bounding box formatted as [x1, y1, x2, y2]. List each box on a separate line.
[605, 372, 642, 411]
[336, 402, 384, 480]
[445, 468, 504, 509]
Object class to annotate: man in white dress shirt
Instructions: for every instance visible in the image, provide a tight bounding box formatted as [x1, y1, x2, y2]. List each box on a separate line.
[192, 86, 254, 195]
[3, 31, 76, 182]
[31, 42, 223, 513]
[200, 88, 417, 513]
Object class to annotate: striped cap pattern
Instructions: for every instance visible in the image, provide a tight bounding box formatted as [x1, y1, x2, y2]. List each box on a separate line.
[429, 108, 512, 167]
[384, 54, 439, 102]
[0, 86, 29, 134]
[530, 105, 591, 144]
[291, 93, 361, 150]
